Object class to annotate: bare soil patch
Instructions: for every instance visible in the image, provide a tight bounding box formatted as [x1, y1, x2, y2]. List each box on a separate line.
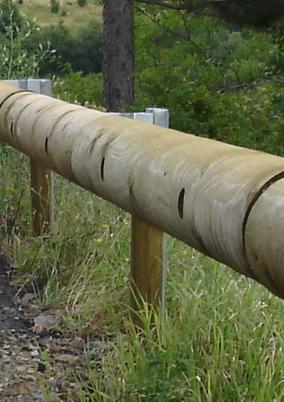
[0, 253, 109, 401]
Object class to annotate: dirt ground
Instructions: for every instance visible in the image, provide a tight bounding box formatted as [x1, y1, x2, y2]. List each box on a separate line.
[0, 253, 108, 401]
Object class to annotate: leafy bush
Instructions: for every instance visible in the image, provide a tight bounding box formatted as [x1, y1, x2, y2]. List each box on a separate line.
[53, 72, 104, 108]
[24, 21, 73, 75]
[71, 19, 103, 73]
[0, 0, 23, 35]
[134, 10, 284, 155]
[25, 19, 103, 75]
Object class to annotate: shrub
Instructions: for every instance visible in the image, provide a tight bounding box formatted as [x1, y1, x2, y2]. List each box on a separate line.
[25, 19, 103, 75]
[0, 0, 23, 36]
[0, 1, 54, 79]
[25, 21, 74, 75]
[50, 0, 60, 14]
[60, 7, 67, 17]
[71, 19, 103, 73]
[53, 72, 104, 108]
[78, 0, 87, 6]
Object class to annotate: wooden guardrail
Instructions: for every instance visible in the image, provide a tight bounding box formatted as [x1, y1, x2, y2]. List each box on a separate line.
[1, 80, 284, 320]
[1, 80, 169, 320]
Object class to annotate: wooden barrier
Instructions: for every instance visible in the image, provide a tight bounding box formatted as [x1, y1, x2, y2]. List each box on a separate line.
[4, 79, 54, 236]
[1, 80, 168, 318]
[130, 111, 167, 321]
[1, 80, 284, 309]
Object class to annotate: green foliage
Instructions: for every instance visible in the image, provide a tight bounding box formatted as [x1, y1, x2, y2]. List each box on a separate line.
[212, 0, 284, 28]
[0, 1, 54, 79]
[24, 21, 74, 75]
[53, 72, 104, 107]
[0, 149, 31, 240]
[78, 0, 87, 6]
[0, 0, 23, 35]
[271, 19, 284, 74]
[1, 1, 100, 78]
[50, 0, 60, 14]
[25, 19, 103, 75]
[72, 18, 103, 73]
[134, 10, 284, 155]
[141, 0, 284, 28]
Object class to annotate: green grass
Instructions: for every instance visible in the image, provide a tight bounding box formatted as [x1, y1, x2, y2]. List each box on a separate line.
[19, 0, 102, 33]
[2, 144, 284, 401]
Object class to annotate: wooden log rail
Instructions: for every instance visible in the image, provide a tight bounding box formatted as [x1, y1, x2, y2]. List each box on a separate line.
[1, 81, 284, 315]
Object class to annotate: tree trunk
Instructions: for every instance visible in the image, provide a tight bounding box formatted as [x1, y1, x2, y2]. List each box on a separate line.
[103, 0, 134, 112]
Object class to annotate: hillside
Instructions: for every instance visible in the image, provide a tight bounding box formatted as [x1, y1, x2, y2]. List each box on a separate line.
[19, 0, 102, 32]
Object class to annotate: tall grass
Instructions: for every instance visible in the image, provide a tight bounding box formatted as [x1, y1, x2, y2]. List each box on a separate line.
[2, 145, 284, 401]
[72, 251, 284, 401]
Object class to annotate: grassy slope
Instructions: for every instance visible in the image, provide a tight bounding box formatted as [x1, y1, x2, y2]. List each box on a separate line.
[19, 0, 102, 33]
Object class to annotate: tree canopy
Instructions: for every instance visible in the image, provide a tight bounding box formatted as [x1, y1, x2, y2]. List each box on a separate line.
[136, 0, 284, 28]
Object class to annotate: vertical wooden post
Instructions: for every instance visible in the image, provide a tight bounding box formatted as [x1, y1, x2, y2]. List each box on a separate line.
[30, 159, 53, 236]
[5, 79, 54, 237]
[130, 109, 169, 322]
[131, 217, 165, 316]
[28, 79, 53, 236]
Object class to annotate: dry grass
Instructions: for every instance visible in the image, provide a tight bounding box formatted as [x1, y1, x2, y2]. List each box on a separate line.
[19, 0, 102, 33]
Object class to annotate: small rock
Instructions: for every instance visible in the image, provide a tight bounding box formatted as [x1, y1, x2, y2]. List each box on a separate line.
[2, 380, 31, 396]
[31, 390, 44, 400]
[32, 311, 62, 334]
[16, 365, 28, 373]
[54, 353, 79, 365]
[71, 336, 84, 349]
[21, 293, 36, 306]
[25, 374, 37, 381]
[30, 349, 39, 357]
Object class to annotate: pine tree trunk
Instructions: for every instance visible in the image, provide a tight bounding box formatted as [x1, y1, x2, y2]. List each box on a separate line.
[103, 0, 134, 112]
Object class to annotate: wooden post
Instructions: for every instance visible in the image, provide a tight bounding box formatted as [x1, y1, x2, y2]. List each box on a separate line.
[4, 79, 54, 237]
[28, 79, 53, 236]
[130, 109, 169, 322]
[131, 217, 165, 317]
[30, 159, 53, 236]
